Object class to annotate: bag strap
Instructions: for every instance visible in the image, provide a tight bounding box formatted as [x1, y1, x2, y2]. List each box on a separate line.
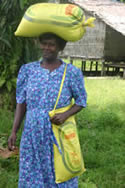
[53, 64, 67, 111]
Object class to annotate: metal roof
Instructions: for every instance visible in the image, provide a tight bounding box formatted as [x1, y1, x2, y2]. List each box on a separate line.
[74, 0, 125, 36]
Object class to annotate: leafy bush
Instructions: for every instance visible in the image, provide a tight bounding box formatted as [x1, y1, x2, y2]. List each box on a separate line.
[0, 0, 48, 109]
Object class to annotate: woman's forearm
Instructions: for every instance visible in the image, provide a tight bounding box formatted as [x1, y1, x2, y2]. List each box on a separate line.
[8, 103, 26, 150]
[50, 104, 83, 125]
[64, 104, 83, 119]
[11, 103, 26, 134]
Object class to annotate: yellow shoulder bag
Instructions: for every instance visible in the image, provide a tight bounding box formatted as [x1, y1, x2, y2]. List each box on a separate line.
[49, 64, 86, 183]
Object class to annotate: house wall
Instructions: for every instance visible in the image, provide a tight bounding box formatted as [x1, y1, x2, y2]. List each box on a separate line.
[61, 11, 106, 59]
[104, 25, 125, 61]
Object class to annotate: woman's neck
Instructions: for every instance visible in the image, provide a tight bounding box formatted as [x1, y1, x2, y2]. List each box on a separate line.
[40, 59, 62, 71]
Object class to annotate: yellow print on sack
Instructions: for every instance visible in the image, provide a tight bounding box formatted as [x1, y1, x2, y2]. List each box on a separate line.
[65, 4, 76, 15]
[64, 132, 76, 140]
[59, 121, 83, 173]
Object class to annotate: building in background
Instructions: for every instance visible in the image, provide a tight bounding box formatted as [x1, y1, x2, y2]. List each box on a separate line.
[62, 0, 125, 62]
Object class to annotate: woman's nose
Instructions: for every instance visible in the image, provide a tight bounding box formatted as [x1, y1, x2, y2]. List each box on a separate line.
[44, 44, 50, 50]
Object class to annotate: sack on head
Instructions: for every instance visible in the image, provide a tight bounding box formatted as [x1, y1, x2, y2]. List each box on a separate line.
[15, 3, 95, 42]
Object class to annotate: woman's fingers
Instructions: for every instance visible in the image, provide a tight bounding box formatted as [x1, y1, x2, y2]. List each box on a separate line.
[8, 134, 16, 151]
[50, 117, 60, 125]
[50, 113, 65, 125]
[8, 137, 13, 151]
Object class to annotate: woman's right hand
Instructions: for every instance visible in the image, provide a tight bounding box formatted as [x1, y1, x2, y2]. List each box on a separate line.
[8, 132, 17, 151]
[8, 103, 26, 151]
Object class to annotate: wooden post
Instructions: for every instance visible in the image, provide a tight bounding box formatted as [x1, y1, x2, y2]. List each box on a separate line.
[95, 61, 98, 72]
[84, 61, 86, 71]
[123, 68, 125, 79]
[101, 61, 105, 76]
[81, 60, 84, 73]
[90, 61, 93, 71]
[68, 55, 71, 63]
[107, 66, 109, 72]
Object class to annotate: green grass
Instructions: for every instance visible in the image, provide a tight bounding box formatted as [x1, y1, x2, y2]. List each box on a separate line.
[0, 78, 125, 187]
[0, 110, 23, 188]
[77, 78, 125, 188]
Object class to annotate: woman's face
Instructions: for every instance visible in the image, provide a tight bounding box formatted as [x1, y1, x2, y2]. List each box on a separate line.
[40, 38, 60, 60]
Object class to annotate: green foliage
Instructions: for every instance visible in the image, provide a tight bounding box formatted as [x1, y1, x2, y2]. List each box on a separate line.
[0, 0, 48, 109]
[110, 0, 125, 3]
[120, 0, 125, 2]
[0, 158, 19, 188]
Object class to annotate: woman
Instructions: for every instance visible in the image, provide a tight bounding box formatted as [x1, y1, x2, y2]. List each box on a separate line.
[8, 33, 87, 188]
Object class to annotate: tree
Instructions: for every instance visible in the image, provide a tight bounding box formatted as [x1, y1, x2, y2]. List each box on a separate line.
[0, 0, 48, 109]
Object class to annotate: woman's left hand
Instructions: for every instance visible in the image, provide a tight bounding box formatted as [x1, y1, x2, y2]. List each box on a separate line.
[50, 112, 68, 125]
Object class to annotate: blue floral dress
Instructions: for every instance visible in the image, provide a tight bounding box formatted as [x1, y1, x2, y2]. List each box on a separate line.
[16, 60, 87, 188]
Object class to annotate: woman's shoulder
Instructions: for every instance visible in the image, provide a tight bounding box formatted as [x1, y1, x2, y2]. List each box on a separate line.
[65, 63, 82, 77]
[19, 61, 39, 74]
[20, 61, 39, 70]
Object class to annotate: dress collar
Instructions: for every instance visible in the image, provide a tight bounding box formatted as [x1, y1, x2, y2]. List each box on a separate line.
[38, 60, 66, 76]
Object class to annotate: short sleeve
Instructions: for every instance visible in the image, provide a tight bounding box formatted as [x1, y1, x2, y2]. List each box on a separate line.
[16, 65, 28, 104]
[70, 68, 87, 108]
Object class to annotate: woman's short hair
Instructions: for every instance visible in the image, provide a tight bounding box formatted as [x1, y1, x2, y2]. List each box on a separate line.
[39, 33, 67, 51]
